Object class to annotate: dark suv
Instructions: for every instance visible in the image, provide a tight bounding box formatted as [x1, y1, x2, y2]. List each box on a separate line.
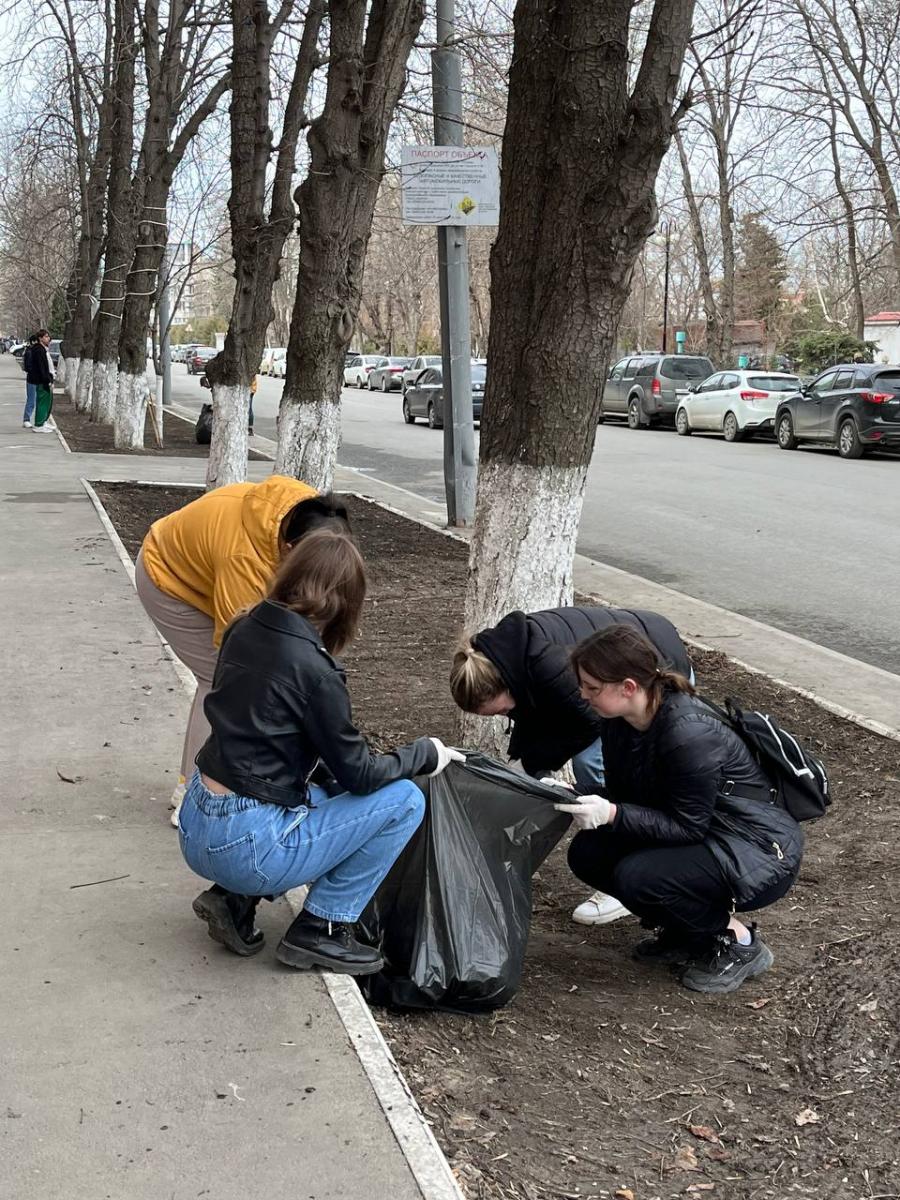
[601, 353, 714, 428]
[775, 364, 900, 459]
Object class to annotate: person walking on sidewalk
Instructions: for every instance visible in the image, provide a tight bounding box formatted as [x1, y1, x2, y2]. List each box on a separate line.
[450, 605, 693, 927]
[553, 625, 802, 995]
[21, 333, 39, 427]
[179, 527, 464, 974]
[248, 374, 257, 436]
[136, 475, 348, 821]
[24, 329, 55, 431]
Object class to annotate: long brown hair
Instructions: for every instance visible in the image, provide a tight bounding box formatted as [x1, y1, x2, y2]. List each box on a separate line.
[449, 640, 506, 711]
[570, 625, 694, 712]
[267, 527, 366, 654]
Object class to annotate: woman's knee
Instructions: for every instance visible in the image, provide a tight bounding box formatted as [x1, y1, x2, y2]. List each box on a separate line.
[387, 778, 426, 827]
[567, 830, 610, 887]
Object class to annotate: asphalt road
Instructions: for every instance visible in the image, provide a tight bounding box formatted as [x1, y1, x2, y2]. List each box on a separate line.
[168, 366, 900, 675]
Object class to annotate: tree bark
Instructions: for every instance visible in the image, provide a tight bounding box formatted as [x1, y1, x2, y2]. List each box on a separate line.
[463, 0, 694, 645]
[675, 128, 723, 364]
[206, 0, 324, 489]
[90, 0, 137, 426]
[275, 0, 425, 488]
[113, 28, 231, 448]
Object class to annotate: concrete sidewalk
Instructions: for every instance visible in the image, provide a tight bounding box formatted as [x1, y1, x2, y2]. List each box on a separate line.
[0, 362, 448, 1200]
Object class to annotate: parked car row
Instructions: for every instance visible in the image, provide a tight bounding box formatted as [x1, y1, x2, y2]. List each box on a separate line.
[402, 361, 486, 429]
[600, 352, 900, 460]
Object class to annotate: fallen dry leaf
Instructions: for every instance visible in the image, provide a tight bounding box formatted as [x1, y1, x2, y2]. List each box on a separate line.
[745, 997, 772, 1010]
[614, 1190, 635, 1200]
[672, 1145, 700, 1171]
[707, 1148, 731, 1163]
[794, 1107, 821, 1127]
[857, 999, 878, 1015]
[688, 1124, 721, 1145]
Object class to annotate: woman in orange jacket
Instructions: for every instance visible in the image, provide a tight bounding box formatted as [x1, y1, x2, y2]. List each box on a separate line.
[135, 475, 349, 819]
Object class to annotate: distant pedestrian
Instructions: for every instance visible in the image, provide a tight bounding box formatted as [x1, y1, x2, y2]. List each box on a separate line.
[21, 333, 39, 427]
[248, 374, 257, 436]
[25, 329, 55, 431]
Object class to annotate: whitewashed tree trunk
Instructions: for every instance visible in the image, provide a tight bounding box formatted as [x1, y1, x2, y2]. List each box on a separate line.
[464, 460, 587, 631]
[206, 383, 249, 490]
[74, 357, 94, 413]
[275, 394, 340, 492]
[56, 355, 68, 386]
[91, 360, 118, 425]
[65, 356, 80, 402]
[114, 371, 147, 449]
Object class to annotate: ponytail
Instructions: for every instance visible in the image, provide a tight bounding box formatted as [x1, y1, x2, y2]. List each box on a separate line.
[449, 640, 507, 712]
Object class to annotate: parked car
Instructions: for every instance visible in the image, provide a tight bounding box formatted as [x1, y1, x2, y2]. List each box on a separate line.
[48, 339, 61, 367]
[402, 362, 486, 428]
[259, 346, 286, 375]
[675, 370, 801, 441]
[367, 356, 412, 392]
[401, 355, 442, 394]
[270, 348, 288, 379]
[774, 363, 900, 459]
[601, 353, 715, 428]
[343, 354, 382, 387]
[173, 343, 201, 364]
[187, 346, 217, 374]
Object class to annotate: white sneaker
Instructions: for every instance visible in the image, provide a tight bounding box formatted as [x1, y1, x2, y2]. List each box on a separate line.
[169, 780, 186, 828]
[572, 890, 631, 925]
[32, 424, 55, 433]
[22, 420, 32, 428]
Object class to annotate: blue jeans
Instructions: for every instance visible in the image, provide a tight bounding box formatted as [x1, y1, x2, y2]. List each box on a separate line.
[177, 773, 425, 923]
[571, 736, 606, 792]
[23, 381, 36, 422]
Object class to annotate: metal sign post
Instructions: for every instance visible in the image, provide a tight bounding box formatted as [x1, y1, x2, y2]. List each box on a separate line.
[431, 0, 476, 527]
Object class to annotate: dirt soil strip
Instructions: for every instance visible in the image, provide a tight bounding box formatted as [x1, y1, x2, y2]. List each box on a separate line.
[52, 393, 268, 460]
[92, 480, 900, 1200]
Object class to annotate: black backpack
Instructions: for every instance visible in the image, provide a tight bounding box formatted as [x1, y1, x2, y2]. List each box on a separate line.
[704, 695, 830, 822]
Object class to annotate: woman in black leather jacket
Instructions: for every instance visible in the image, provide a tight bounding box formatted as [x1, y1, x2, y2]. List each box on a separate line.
[553, 625, 802, 995]
[177, 528, 464, 975]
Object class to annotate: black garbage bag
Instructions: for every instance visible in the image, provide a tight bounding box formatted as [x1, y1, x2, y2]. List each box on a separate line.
[195, 402, 213, 444]
[358, 753, 571, 1014]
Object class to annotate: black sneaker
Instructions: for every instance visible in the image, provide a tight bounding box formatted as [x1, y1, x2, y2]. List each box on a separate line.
[275, 911, 384, 975]
[192, 884, 265, 957]
[633, 926, 696, 966]
[678, 925, 774, 995]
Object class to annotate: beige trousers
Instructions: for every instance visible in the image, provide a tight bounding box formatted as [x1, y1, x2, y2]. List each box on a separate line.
[135, 550, 218, 779]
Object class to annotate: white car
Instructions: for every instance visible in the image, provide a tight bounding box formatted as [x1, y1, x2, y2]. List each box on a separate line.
[675, 370, 802, 442]
[343, 354, 382, 388]
[270, 348, 288, 379]
[260, 346, 286, 375]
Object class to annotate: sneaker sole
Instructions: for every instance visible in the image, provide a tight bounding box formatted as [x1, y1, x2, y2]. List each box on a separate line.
[680, 943, 774, 995]
[275, 939, 384, 975]
[192, 892, 265, 957]
[572, 904, 631, 926]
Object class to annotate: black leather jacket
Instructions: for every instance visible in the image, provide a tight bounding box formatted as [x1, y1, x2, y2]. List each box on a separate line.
[473, 606, 693, 775]
[196, 600, 438, 805]
[603, 691, 803, 905]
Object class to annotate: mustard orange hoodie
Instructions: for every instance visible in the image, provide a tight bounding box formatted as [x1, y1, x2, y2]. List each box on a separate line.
[141, 475, 317, 644]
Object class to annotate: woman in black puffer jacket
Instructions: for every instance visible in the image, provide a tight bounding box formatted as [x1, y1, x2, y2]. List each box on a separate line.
[554, 625, 802, 995]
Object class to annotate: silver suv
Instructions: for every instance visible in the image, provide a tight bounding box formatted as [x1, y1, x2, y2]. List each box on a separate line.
[601, 353, 714, 428]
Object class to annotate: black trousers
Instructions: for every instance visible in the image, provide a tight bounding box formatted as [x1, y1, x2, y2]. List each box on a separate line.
[568, 828, 795, 942]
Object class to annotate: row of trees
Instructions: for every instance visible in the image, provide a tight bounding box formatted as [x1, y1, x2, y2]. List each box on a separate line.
[3, 0, 895, 637]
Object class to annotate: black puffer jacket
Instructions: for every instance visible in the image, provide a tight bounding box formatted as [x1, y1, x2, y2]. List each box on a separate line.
[24, 343, 53, 385]
[197, 600, 438, 806]
[473, 606, 692, 775]
[603, 691, 803, 905]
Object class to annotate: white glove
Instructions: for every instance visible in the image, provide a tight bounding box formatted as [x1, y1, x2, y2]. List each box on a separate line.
[427, 738, 467, 776]
[553, 793, 612, 830]
[539, 776, 575, 792]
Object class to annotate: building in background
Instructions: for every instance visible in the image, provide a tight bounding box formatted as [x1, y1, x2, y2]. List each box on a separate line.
[863, 311, 900, 361]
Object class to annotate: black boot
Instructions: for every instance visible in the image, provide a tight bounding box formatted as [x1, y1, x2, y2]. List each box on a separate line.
[632, 926, 697, 966]
[275, 911, 384, 975]
[678, 925, 774, 995]
[192, 884, 265, 957]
